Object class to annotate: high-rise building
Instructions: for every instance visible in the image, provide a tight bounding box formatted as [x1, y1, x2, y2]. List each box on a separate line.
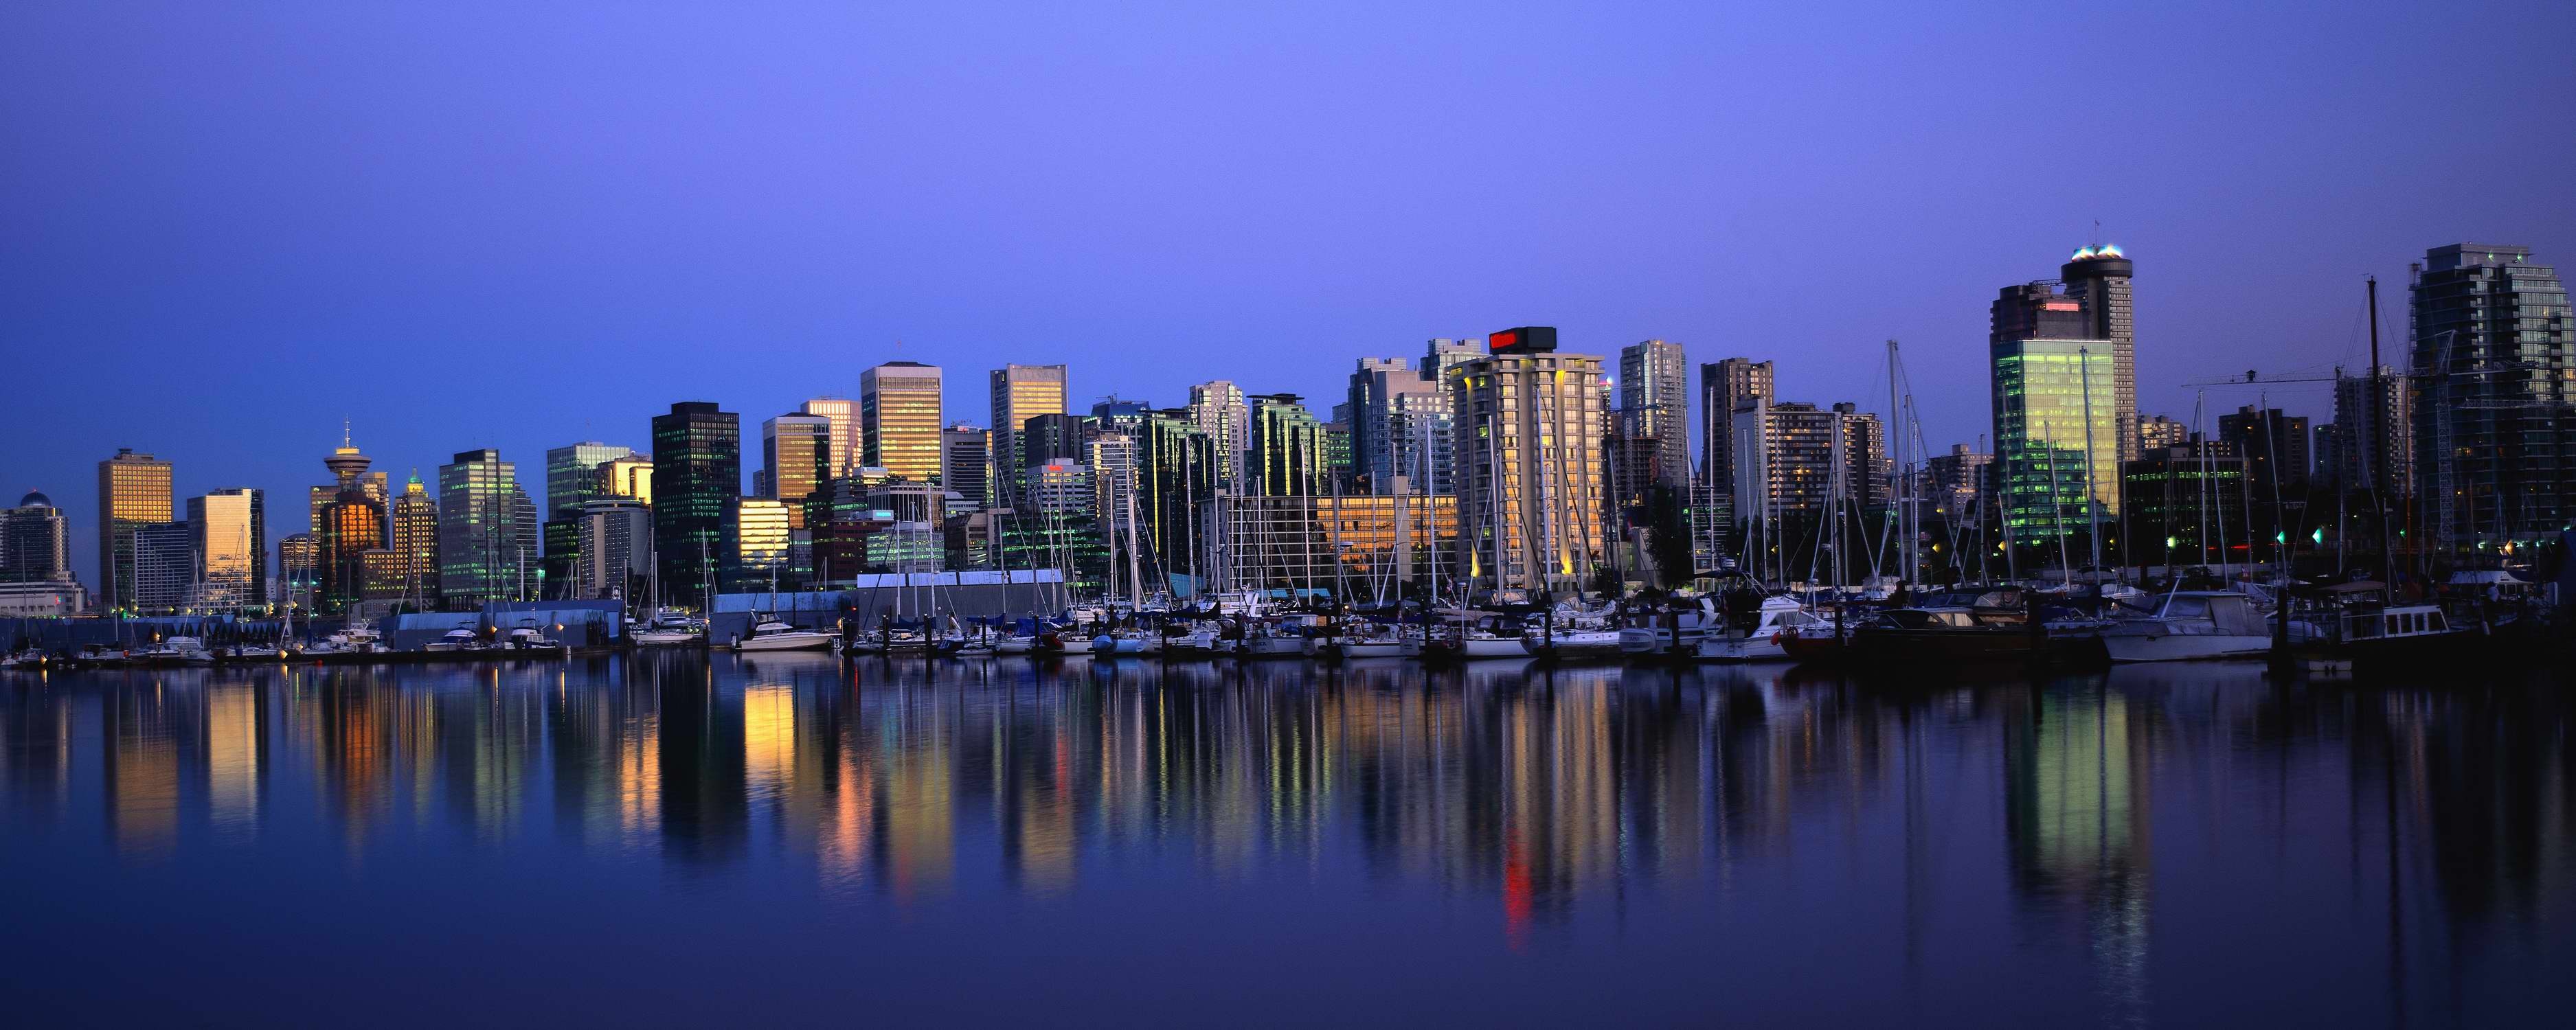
[1186, 381, 1250, 490]
[2136, 414, 2189, 453]
[1134, 410, 1220, 589]
[277, 533, 318, 608]
[1088, 434, 1138, 537]
[1730, 401, 1886, 517]
[861, 361, 943, 482]
[2332, 366, 2413, 497]
[312, 433, 387, 614]
[1989, 340, 2120, 546]
[597, 455, 654, 506]
[1346, 341, 1468, 497]
[798, 398, 861, 479]
[1247, 393, 1328, 497]
[1699, 359, 1774, 503]
[574, 499, 654, 602]
[388, 472, 439, 607]
[734, 497, 792, 588]
[133, 520, 193, 614]
[651, 401, 741, 606]
[1021, 413, 1088, 470]
[1450, 328, 1606, 593]
[0, 491, 72, 584]
[1222, 494, 1459, 595]
[545, 442, 632, 520]
[438, 448, 528, 608]
[2123, 444, 2249, 569]
[95, 448, 173, 612]
[1993, 247, 2137, 461]
[988, 364, 1067, 503]
[2410, 244, 2573, 553]
[188, 488, 264, 612]
[1028, 461, 1096, 518]
[2218, 405, 2312, 503]
[1620, 340, 1691, 488]
[938, 425, 991, 512]
[1926, 445, 1994, 521]
[760, 414, 833, 527]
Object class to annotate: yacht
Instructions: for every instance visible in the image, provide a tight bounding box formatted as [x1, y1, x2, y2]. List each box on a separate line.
[1616, 596, 1726, 656]
[632, 609, 705, 648]
[499, 620, 568, 654]
[424, 628, 484, 652]
[2101, 591, 2272, 663]
[1696, 597, 1828, 663]
[137, 636, 216, 666]
[1419, 629, 1531, 661]
[731, 616, 836, 652]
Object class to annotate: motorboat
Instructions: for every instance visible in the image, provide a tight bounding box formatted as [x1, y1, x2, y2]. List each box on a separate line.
[423, 628, 484, 652]
[137, 636, 216, 665]
[1616, 596, 1726, 656]
[1418, 630, 1531, 661]
[1309, 623, 1408, 660]
[2101, 591, 2273, 663]
[993, 634, 1036, 655]
[1234, 624, 1308, 660]
[632, 608, 705, 648]
[1695, 597, 1828, 663]
[731, 617, 836, 652]
[1037, 630, 1093, 655]
[499, 621, 568, 654]
[1526, 626, 1625, 662]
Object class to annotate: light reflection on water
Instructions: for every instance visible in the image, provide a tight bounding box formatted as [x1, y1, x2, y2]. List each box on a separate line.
[1, 654, 2571, 1027]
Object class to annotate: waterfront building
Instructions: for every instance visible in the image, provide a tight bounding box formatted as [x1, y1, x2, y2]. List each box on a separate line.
[735, 498, 793, 588]
[1186, 381, 1250, 490]
[597, 455, 654, 506]
[276, 533, 318, 608]
[388, 472, 440, 608]
[0, 491, 73, 584]
[1137, 409, 1221, 589]
[0, 581, 84, 617]
[1449, 328, 1606, 593]
[1620, 340, 1691, 489]
[1247, 393, 1328, 497]
[1346, 345, 1461, 497]
[2332, 365, 2413, 497]
[1221, 494, 1458, 598]
[315, 434, 387, 613]
[798, 397, 861, 479]
[760, 413, 833, 527]
[1324, 417, 1352, 490]
[1730, 400, 1887, 518]
[1993, 246, 2138, 464]
[2122, 444, 2249, 569]
[1699, 358, 1774, 505]
[188, 488, 264, 612]
[95, 448, 173, 612]
[2218, 405, 2312, 502]
[861, 361, 943, 482]
[988, 364, 1067, 503]
[2411, 244, 2576, 555]
[1089, 433, 1138, 537]
[651, 401, 740, 608]
[1989, 339, 2120, 546]
[940, 424, 990, 510]
[438, 448, 528, 608]
[132, 520, 193, 614]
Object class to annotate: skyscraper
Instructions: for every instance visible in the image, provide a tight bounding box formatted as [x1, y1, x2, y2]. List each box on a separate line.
[2332, 366, 2413, 497]
[760, 413, 833, 527]
[861, 362, 943, 482]
[0, 492, 72, 584]
[95, 448, 172, 612]
[988, 364, 1067, 503]
[735, 497, 792, 588]
[2410, 243, 2574, 553]
[315, 434, 388, 613]
[574, 499, 654, 601]
[1247, 393, 1327, 497]
[388, 472, 440, 608]
[132, 520, 193, 614]
[438, 448, 526, 608]
[545, 442, 633, 520]
[1451, 328, 1606, 593]
[2061, 247, 2137, 461]
[1021, 413, 1088, 469]
[2218, 405, 2311, 502]
[651, 401, 741, 606]
[798, 397, 861, 479]
[188, 488, 264, 612]
[1346, 342, 1462, 496]
[598, 455, 655, 505]
[940, 424, 990, 511]
[1620, 340, 1691, 488]
[1989, 341, 2119, 547]
[277, 533, 318, 608]
[1186, 380, 1250, 491]
[1730, 401, 1886, 517]
[1699, 359, 1774, 504]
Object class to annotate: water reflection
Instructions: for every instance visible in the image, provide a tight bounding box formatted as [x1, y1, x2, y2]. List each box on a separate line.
[2, 656, 2571, 1025]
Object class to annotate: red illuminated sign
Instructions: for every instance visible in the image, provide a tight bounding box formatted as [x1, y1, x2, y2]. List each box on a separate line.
[1489, 330, 1517, 352]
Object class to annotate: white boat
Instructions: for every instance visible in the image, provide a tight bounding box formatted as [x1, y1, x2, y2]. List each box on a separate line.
[1420, 630, 1531, 660]
[1309, 626, 1408, 659]
[423, 628, 483, 652]
[632, 609, 705, 647]
[993, 634, 1036, 655]
[138, 636, 216, 665]
[499, 621, 568, 654]
[1043, 631, 1094, 655]
[1235, 628, 1307, 659]
[1527, 628, 1625, 660]
[2101, 591, 2273, 663]
[1617, 597, 1726, 655]
[1695, 598, 1827, 663]
[732, 617, 836, 652]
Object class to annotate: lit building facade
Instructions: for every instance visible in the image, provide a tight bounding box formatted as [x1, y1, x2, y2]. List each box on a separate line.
[2331, 366, 2412, 497]
[1247, 393, 1329, 497]
[188, 488, 265, 612]
[861, 361, 943, 482]
[276, 533, 318, 608]
[651, 401, 740, 608]
[1346, 350, 1456, 496]
[1620, 339, 1691, 489]
[798, 398, 860, 479]
[1222, 494, 1458, 597]
[133, 520, 193, 614]
[940, 424, 989, 510]
[1699, 358, 1774, 503]
[1730, 400, 1887, 518]
[1449, 328, 1607, 593]
[1028, 461, 1095, 518]
[96, 448, 173, 612]
[1186, 380, 1250, 491]
[1990, 340, 2120, 545]
[597, 455, 654, 506]
[315, 435, 387, 614]
[760, 413, 833, 527]
[735, 497, 793, 588]
[388, 473, 440, 608]
[0, 491, 72, 584]
[545, 442, 633, 520]
[1993, 247, 2138, 462]
[2122, 445, 2248, 569]
[438, 448, 528, 608]
[988, 364, 1067, 503]
[2410, 243, 2574, 553]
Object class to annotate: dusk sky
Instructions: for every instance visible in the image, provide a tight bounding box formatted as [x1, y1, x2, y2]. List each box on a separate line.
[5, 1, 2571, 588]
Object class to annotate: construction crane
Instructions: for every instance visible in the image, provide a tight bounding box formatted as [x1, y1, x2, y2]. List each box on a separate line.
[2182, 369, 2340, 388]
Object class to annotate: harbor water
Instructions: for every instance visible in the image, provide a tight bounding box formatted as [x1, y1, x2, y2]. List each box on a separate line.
[2, 654, 2569, 1027]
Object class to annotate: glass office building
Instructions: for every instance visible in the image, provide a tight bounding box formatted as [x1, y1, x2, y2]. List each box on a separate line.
[438, 448, 528, 607]
[1991, 339, 2120, 545]
[651, 402, 741, 606]
[760, 414, 833, 527]
[188, 488, 265, 612]
[861, 362, 944, 483]
[95, 448, 174, 612]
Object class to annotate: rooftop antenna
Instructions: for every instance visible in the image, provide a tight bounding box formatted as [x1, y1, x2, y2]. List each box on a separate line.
[341, 416, 352, 448]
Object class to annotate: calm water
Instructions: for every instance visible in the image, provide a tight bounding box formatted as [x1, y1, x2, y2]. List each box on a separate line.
[3, 654, 2569, 1027]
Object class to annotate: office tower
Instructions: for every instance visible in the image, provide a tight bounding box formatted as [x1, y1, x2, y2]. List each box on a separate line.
[734, 498, 791, 587]
[276, 533, 318, 607]
[1135, 410, 1221, 589]
[545, 442, 632, 520]
[0, 491, 73, 584]
[1029, 461, 1096, 518]
[310, 433, 387, 613]
[511, 485, 539, 593]
[2123, 445, 2248, 568]
[1989, 340, 2120, 545]
[2413, 244, 2575, 553]
[988, 364, 1067, 502]
[574, 499, 654, 601]
[1247, 394, 1328, 497]
[133, 520, 193, 614]
[387, 472, 440, 607]
[861, 361, 943, 481]
[1186, 381, 1250, 490]
[2218, 405, 2311, 503]
[2333, 366, 2413, 496]
[798, 397, 861, 479]
[1620, 340, 1691, 488]
[597, 455, 654, 505]
[760, 414, 833, 527]
[1021, 413, 1088, 469]
[940, 424, 991, 512]
[1346, 345, 1460, 497]
[2061, 248, 2137, 461]
[2136, 414, 2189, 453]
[1450, 328, 1606, 593]
[438, 448, 527, 608]
[1087, 434, 1138, 534]
[651, 401, 741, 606]
[1092, 397, 1152, 436]
[95, 448, 173, 612]
[1730, 401, 1886, 517]
[1699, 359, 1774, 503]
[188, 488, 264, 612]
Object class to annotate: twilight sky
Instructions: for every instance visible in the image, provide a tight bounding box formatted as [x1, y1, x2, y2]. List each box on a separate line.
[5, 1, 2571, 588]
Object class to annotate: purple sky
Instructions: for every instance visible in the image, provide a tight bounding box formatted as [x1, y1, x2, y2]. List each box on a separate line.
[5, 1, 2571, 588]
